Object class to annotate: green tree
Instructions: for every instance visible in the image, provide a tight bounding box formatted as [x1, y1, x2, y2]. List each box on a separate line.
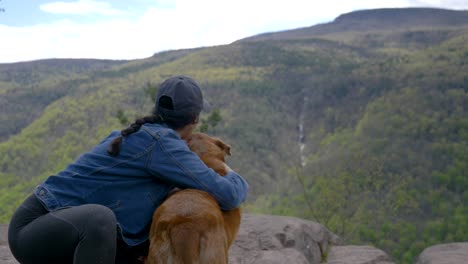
[199, 109, 222, 133]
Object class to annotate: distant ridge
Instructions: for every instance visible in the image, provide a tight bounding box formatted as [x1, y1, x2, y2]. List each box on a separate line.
[238, 8, 468, 42]
[335, 8, 468, 27]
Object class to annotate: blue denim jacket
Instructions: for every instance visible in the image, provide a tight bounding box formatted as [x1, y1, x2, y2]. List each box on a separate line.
[34, 123, 249, 246]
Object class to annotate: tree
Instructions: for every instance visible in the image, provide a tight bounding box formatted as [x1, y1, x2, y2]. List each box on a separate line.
[199, 109, 222, 133]
[143, 81, 159, 102]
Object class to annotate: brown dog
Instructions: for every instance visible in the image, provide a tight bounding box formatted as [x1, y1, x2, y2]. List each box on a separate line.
[146, 133, 241, 264]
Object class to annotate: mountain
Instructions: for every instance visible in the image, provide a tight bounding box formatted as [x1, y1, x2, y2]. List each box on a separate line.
[238, 8, 468, 41]
[0, 8, 467, 263]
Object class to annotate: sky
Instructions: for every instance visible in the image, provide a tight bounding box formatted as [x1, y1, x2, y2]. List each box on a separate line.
[0, 0, 467, 63]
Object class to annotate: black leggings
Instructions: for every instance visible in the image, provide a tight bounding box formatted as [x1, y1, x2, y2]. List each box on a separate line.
[8, 194, 147, 264]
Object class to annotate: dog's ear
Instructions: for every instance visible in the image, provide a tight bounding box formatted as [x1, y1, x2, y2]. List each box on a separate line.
[224, 144, 231, 156]
[215, 138, 231, 156]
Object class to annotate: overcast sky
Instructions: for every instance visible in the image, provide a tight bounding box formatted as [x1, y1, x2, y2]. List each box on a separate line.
[0, 0, 467, 63]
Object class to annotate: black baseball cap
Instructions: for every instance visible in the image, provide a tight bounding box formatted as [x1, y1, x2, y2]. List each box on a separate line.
[155, 75, 209, 118]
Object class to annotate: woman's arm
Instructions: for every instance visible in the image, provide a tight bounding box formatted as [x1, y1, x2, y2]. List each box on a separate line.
[147, 131, 249, 210]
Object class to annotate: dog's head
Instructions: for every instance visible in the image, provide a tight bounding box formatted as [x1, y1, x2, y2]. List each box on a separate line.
[187, 133, 231, 175]
[187, 133, 231, 160]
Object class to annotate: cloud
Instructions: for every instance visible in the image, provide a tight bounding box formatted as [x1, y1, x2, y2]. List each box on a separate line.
[40, 0, 127, 16]
[1, 0, 468, 63]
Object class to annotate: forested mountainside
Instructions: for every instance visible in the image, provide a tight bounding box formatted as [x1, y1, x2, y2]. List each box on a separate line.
[0, 8, 467, 263]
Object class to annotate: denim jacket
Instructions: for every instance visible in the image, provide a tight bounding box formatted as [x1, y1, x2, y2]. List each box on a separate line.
[34, 123, 249, 246]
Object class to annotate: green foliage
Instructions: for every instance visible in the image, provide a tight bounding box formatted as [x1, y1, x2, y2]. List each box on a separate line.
[142, 81, 159, 102]
[199, 109, 222, 133]
[1, 15, 468, 264]
[245, 24, 468, 263]
[116, 109, 129, 126]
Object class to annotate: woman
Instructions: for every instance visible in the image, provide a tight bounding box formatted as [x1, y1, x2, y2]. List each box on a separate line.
[8, 75, 249, 264]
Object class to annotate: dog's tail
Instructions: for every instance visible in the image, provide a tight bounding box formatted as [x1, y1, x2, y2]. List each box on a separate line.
[171, 222, 201, 263]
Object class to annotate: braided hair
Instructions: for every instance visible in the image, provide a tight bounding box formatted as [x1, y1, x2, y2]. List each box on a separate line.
[107, 96, 199, 156]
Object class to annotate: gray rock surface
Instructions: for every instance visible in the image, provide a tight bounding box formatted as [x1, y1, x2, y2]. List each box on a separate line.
[228, 213, 342, 264]
[0, 224, 18, 264]
[2, 214, 341, 264]
[326, 245, 395, 264]
[5, 215, 463, 264]
[0, 246, 18, 264]
[416, 242, 468, 264]
[0, 224, 7, 245]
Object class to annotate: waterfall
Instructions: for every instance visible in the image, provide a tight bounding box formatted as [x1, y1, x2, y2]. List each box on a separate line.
[298, 95, 308, 168]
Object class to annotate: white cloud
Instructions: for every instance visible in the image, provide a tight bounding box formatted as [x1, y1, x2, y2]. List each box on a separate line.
[1, 0, 467, 63]
[40, 0, 127, 16]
